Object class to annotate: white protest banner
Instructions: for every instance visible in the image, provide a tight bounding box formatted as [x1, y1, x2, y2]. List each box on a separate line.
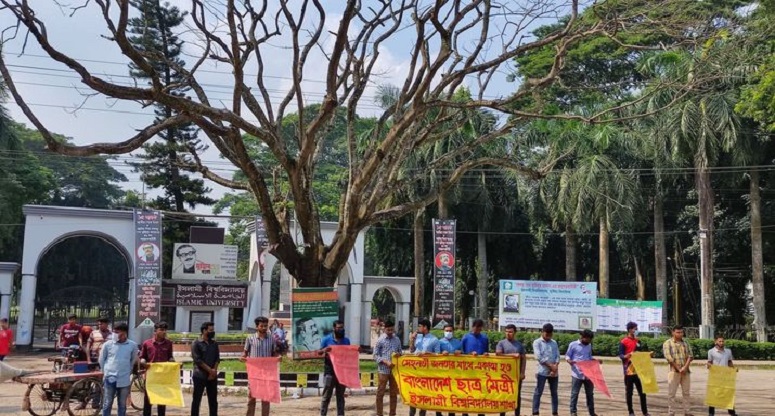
[595, 299, 663, 333]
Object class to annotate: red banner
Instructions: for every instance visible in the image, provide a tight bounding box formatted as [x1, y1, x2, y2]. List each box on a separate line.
[246, 357, 281, 403]
[328, 345, 362, 389]
[576, 360, 612, 398]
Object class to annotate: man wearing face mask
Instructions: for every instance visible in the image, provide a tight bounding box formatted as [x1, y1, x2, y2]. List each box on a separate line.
[565, 330, 598, 416]
[318, 320, 350, 416]
[618, 322, 652, 416]
[437, 324, 461, 416]
[99, 323, 137, 416]
[191, 322, 220, 416]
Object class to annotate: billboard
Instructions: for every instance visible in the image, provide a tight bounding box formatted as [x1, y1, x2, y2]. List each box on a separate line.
[171, 243, 238, 280]
[291, 288, 338, 359]
[498, 280, 597, 331]
[596, 299, 663, 333]
[134, 209, 162, 328]
[432, 219, 456, 328]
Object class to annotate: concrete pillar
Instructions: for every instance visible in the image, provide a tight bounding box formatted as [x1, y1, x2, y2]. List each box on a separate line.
[349, 283, 362, 346]
[16, 273, 36, 348]
[0, 263, 19, 323]
[261, 273, 272, 318]
[400, 301, 411, 345]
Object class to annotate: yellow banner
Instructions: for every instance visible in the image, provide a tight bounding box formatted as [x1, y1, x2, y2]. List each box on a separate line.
[145, 362, 184, 407]
[392, 354, 520, 413]
[629, 352, 659, 394]
[705, 365, 736, 410]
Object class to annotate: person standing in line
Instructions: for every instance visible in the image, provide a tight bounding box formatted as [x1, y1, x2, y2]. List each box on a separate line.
[87, 318, 112, 367]
[437, 324, 461, 416]
[99, 323, 138, 416]
[0, 318, 14, 361]
[461, 319, 489, 416]
[139, 321, 175, 416]
[707, 336, 737, 416]
[191, 322, 220, 416]
[318, 320, 351, 416]
[566, 330, 598, 416]
[373, 320, 402, 416]
[408, 319, 441, 416]
[532, 323, 560, 416]
[662, 325, 693, 416]
[618, 322, 652, 416]
[496, 324, 526, 416]
[241, 316, 278, 416]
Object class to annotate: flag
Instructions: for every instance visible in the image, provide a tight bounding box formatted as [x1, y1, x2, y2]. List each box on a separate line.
[328, 345, 362, 389]
[576, 360, 612, 399]
[246, 357, 281, 403]
[145, 362, 184, 407]
[630, 352, 659, 394]
[705, 365, 737, 410]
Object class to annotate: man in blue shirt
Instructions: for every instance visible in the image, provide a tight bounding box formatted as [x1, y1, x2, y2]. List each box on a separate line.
[566, 330, 598, 416]
[532, 323, 560, 416]
[461, 319, 488, 355]
[439, 324, 462, 355]
[318, 320, 350, 416]
[99, 322, 138, 416]
[409, 319, 441, 416]
[461, 319, 489, 416]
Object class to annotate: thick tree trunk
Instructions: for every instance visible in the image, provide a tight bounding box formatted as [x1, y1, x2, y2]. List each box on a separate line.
[635, 257, 645, 300]
[653, 194, 668, 327]
[565, 224, 577, 281]
[438, 192, 449, 219]
[413, 208, 426, 320]
[696, 163, 715, 338]
[599, 217, 609, 298]
[477, 229, 488, 321]
[750, 170, 768, 342]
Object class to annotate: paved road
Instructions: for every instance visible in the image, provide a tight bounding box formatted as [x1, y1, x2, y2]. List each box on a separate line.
[1, 352, 773, 415]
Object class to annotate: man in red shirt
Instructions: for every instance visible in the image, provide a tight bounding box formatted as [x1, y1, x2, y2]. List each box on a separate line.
[139, 321, 175, 416]
[0, 318, 13, 361]
[618, 322, 653, 416]
[58, 314, 83, 360]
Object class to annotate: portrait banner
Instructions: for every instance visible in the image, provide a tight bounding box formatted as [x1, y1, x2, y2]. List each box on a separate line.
[497, 280, 596, 331]
[705, 365, 736, 410]
[291, 288, 338, 359]
[432, 219, 456, 328]
[171, 243, 238, 280]
[246, 357, 281, 403]
[392, 354, 520, 413]
[575, 360, 612, 399]
[629, 352, 659, 394]
[328, 345, 362, 389]
[145, 362, 184, 407]
[134, 209, 162, 328]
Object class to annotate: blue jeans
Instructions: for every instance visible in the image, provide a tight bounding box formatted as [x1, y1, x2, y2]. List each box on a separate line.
[102, 381, 130, 416]
[570, 377, 595, 415]
[532, 374, 558, 415]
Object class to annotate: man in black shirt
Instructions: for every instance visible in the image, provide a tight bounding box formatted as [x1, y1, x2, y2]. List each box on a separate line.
[191, 322, 220, 416]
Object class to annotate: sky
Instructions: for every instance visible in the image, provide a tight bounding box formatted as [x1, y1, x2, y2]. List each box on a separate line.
[1, 1, 561, 224]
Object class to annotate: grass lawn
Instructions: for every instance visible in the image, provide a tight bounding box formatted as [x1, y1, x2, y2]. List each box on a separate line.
[182, 357, 378, 373]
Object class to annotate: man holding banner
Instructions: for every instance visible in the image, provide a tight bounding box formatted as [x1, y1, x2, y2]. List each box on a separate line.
[241, 316, 278, 416]
[618, 322, 652, 416]
[318, 320, 350, 416]
[139, 321, 175, 416]
[408, 319, 441, 416]
[662, 325, 693, 416]
[565, 330, 598, 416]
[496, 324, 526, 416]
[706, 336, 737, 416]
[374, 320, 402, 416]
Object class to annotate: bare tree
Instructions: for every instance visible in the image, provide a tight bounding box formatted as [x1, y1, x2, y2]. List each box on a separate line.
[0, 0, 719, 287]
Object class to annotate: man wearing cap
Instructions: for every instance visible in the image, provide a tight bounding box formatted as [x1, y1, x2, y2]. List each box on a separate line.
[532, 323, 560, 416]
[618, 322, 652, 416]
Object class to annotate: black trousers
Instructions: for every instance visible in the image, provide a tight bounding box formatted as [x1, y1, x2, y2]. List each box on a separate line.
[191, 377, 218, 416]
[625, 374, 648, 415]
[143, 392, 166, 416]
[500, 379, 523, 416]
[320, 373, 346, 416]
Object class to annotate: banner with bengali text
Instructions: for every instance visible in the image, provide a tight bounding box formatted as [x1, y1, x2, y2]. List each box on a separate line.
[498, 280, 596, 331]
[392, 354, 520, 413]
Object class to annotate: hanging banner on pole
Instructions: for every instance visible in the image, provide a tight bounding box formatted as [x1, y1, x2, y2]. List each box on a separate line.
[134, 209, 162, 328]
[432, 219, 456, 329]
[292, 288, 339, 359]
